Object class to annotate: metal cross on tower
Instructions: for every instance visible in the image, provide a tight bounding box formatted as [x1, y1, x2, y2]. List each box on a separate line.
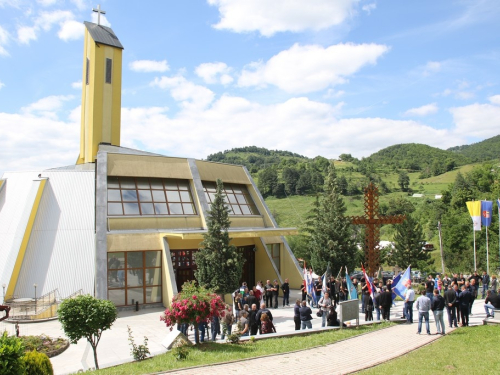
[350, 182, 405, 276]
[92, 4, 106, 26]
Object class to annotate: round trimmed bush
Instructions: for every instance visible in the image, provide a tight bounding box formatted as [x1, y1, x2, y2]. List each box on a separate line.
[23, 350, 53, 375]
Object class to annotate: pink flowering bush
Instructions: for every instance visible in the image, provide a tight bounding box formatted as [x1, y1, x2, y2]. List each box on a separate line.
[161, 281, 226, 329]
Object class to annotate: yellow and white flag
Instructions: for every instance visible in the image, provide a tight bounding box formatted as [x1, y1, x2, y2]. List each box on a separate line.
[466, 201, 481, 231]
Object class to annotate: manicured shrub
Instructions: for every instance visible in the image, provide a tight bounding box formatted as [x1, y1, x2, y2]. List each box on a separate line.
[23, 350, 54, 375]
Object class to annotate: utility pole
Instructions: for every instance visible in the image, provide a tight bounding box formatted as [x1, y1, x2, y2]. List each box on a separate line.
[438, 221, 445, 274]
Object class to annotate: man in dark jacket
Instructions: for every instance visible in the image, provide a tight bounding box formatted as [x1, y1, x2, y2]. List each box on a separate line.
[248, 303, 259, 335]
[444, 284, 457, 328]
[378, 286, 393, 321]
[484, 290, 500, 318]
[245, 290, 258, 309]
[299, 300, 313, 329]
[282, 278, 290, 307]
[481, 271, 490, 299]
[272, 279, 280, 309]
[431, 289, 446, 335]
[459, 285, 472, 326]
[264, 280, 274, 308]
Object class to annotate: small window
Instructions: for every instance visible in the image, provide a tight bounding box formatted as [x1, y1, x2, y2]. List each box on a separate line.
[105, 58, 112, 84]
[86, 58, 90, 85]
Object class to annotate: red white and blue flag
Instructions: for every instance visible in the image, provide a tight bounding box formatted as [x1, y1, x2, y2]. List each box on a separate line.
[481, 201, 492, 227]
[361, 264, 375, 302]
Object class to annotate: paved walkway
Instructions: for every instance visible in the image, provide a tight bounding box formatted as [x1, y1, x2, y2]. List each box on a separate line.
[167, 323, 455, 375]
[0, 292, 489, 374]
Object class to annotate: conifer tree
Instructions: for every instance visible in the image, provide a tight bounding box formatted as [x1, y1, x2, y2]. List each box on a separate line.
[307, 163, 357, 274]
[392, 214, 431, 270]
[195, 179, 243, 294]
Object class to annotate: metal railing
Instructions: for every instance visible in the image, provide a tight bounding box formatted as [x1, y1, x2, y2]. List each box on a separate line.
[5, 289, 83, 321]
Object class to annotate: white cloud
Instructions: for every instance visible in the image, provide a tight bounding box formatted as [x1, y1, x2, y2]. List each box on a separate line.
[195, 62, 233, 84]
[58, 20, 84, 41]
[21, 95, 74, 119]
[17, 26, 37, 44]
[403, 103, 438, 117]
[489, 95, 500, 105]
[129, 60, 169, 73]
[422, 61, 441, 76]
[71, 80, 82, 89]
[456, 91, 474, 100]
[362, 3, 376, 14]
[16, 10, 77, 44]
[450, 101, 500, 138]
[238, 42, 389, 94]
[11, 95, 500, 175]
[71, 0, 87, 10]
[151, 75, 215, 111]
[36, 0, 58, 6]
[0, 25, 10, 56]
[0, 81, 4, 89]
[208, 0, 358, 36]
[118, 95, 465, 163]
[0, 110, 80, 174]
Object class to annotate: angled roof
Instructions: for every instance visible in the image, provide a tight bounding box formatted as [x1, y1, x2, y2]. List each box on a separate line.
[84, 21, 123, 49]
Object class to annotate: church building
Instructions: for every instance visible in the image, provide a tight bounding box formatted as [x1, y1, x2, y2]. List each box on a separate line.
[0, 19, 302, 311]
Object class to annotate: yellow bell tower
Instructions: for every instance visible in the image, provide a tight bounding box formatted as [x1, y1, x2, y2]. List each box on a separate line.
[77, 16, 123, 165]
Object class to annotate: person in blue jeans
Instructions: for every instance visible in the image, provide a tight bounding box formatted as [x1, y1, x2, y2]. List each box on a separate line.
[299, 300, 313, 329]
[318, 292, 332, 327]
[425, 275, 435, 303]
[416, 290, 431, 335]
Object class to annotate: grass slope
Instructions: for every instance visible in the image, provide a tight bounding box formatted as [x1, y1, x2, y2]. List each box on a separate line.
[359, 325, 500, 374]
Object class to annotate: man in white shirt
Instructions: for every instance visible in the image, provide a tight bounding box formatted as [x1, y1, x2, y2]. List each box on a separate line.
[415, 290, 431, 335]
[404, 283, 416, 324]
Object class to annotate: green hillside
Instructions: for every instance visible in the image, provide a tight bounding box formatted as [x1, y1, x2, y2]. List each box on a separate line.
[448, 134, 500, 162]
[362, 143, 470, 173]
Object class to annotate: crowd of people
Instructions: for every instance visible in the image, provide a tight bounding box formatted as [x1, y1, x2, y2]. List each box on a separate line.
[179, 270, 500, 342]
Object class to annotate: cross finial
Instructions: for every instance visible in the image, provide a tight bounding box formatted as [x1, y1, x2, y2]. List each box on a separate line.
[92, 4, 106, 26]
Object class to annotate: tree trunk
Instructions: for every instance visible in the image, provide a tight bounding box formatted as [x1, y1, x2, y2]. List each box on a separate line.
[194, 324, 199, 344]
[92, 344, 99, 369]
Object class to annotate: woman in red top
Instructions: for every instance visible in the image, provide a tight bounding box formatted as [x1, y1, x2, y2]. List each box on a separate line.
[260, 313, 276, 334]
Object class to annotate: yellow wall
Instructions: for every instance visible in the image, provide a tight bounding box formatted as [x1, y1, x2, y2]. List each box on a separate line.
[108, 216, 203, 231]
[229, 216, 266, 228]
[78, 28, 122, 164]
[107, 154, 191, 179]
[195, 160, 249, 184]
[254, 238, 279, 284]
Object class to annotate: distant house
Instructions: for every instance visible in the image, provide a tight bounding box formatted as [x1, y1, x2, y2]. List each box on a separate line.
[412, 193, 424, 198]
[435, 195, 442, 199]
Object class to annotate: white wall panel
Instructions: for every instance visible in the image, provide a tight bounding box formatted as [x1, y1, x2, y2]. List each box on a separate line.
[0, 172, 42, 295]
[0, 170, 96, 298]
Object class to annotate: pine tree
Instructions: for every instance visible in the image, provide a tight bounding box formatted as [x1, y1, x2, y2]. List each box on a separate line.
[307, 163, 357, 274]
[195, 179, 243, 294]
[392, 214, 431, 270]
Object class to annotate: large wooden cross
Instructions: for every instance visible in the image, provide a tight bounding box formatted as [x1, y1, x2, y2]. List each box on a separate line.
[350, 183, 405, 276]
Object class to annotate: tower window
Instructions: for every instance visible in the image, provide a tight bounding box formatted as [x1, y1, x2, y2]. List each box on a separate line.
[86, 58, 89, 85]
[105, 58, 112, 84]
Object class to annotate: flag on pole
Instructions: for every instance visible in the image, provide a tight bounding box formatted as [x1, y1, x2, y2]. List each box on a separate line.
[393, 266, 411, 300]
[345, 267, 358, 300]
[321, 264, 331, 297]
[391, 272, 401, 301]
[481, 201, 492, 227]
[361, 264, 375, 302]
[306, 269, 317, 305]
[466, 201, 482, 231]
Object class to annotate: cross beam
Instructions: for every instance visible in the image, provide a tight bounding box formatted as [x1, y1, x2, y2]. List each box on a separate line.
[350, 183, 405, 276]
[92, 4, 106, 26]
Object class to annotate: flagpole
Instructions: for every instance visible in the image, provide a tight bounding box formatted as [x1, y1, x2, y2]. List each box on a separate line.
[473, 226, 476, 272]
[438, 221, 445, 274]
[486, 226, 489, 275]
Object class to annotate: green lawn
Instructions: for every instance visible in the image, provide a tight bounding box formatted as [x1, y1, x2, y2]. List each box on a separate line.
[358, 325, 500, 374]
[96, 323, 393, 374]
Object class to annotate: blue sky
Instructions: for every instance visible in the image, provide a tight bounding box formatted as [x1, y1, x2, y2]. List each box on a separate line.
[1, 0, 500, 174]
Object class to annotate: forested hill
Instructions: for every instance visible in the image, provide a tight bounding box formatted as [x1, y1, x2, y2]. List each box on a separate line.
[206, 146, 310, 173]
[360, 143, 470, 176]
[447, 134, 500, 162]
